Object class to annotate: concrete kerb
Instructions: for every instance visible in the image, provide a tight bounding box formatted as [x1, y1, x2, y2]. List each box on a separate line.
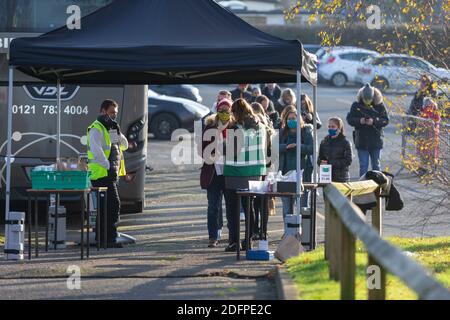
[274, 265, 299, 300]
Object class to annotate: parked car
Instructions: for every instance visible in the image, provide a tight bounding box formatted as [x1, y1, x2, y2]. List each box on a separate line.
[218, 0, 248, 11]
[315, 46, 330, 63]
[149, 84, 203, 103]
[318, 47, 379, 87]
[303, 44, 322, 55]
[356, 54, 450, 92]
[148, 89, 210, 140]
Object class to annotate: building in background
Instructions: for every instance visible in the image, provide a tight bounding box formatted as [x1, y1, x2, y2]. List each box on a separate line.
[217, 0, 318, 27]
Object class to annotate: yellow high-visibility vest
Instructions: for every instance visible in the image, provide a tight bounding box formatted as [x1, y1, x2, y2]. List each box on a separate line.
[87, 120, 126, 181]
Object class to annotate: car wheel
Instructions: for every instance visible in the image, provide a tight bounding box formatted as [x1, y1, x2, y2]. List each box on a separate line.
[331, 73, 347, 87]
[371, 77, 389, 92]
[151, 113, 179, 140]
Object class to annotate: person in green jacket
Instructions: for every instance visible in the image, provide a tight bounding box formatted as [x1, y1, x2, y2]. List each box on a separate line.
[279, 106, 314, 218]
[223, 99, 269, 252]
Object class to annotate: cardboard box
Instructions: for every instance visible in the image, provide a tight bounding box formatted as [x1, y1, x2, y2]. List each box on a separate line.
[275, 235, 304, 262]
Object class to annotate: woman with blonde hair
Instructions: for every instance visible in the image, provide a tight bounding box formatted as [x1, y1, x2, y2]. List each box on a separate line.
[223, 99, 268, 251]
[280, 104, 296, 124]
[279, 107, 314, 217]
[318, 117, 353, 182]
[274, 88, 296, 114]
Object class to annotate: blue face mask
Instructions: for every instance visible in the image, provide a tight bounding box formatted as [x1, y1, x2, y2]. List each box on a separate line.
[287, 119, 297, 129]
[328, 129, 338, 136]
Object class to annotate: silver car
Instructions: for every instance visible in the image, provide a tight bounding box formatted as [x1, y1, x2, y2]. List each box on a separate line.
[355, 54, 450, 92]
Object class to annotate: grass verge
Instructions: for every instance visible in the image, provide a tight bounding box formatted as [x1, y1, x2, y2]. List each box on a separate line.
[286, 237, 450, 300]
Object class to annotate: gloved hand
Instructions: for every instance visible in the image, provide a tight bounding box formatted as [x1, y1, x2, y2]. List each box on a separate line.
[108, 167, 118, 181]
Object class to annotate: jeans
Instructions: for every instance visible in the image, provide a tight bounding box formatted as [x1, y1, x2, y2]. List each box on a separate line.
[281, 196, 295, 219]
[357, 148, 381, 177]
[91, 177, 120, 243]
[206, 174, 225, 240]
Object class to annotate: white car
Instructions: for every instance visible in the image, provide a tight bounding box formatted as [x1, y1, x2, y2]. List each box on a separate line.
[318, 47, 379, 87]
[355, 54, 450, 92]
[218, 0, 248, 11]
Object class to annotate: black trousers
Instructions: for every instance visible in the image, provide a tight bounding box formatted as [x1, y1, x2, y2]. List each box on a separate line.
[91, 177, 120, 243]
[225, 189, 254, 245]
[253, 195, 268, 240]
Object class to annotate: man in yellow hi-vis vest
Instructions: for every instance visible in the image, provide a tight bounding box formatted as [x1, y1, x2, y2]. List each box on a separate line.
[87, 99, 128, 248]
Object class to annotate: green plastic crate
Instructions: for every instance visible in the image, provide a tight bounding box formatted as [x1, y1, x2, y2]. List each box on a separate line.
[31, 171, 91, 190]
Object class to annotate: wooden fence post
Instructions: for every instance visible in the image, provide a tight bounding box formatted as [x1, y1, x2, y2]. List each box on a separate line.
[368, 255, 386, 300]
[328, 204, 340, 281]
[367, 189, 386, 299]
[371, 189, 382, 236]
[340, 220, 356, 300]
[324, 199, 330, 261]
[335, 206, 342, 281]
[328, 204, 336, 280]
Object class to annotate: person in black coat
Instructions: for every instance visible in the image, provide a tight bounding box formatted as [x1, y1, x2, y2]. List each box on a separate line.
[405, 74, 437, 135]
[346, 83, 389, 177]
[318, 117, 353, 182]
[230, 84, 252, 103]
[262, 83, 282, 104]
[407, 74, 437, 117]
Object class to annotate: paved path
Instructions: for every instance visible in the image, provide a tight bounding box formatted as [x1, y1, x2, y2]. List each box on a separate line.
[0, 170, 284, 300]
[1, 84, 448, 299]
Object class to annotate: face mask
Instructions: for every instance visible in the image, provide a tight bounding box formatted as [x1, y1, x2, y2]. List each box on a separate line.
[98, 114, 111, 124]
[363, 99, 372, 107]
[328, 129, 338, 137]
[101, 114, 117, 122]
[218, 111, 230, 122]
[287, 119, 297, 129]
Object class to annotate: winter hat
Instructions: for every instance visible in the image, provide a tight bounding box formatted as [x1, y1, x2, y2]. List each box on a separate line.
[361, 83, 375, 104]
[216, 98, 232, 112]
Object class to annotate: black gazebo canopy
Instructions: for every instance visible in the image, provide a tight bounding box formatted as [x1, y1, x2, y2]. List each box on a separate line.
[4, 0, 318, 246]
[9, 0, 317, 85]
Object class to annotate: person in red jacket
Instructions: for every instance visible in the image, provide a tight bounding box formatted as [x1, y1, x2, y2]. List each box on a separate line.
[416, 97, 441, 172]
[200, 99, 233, 248]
